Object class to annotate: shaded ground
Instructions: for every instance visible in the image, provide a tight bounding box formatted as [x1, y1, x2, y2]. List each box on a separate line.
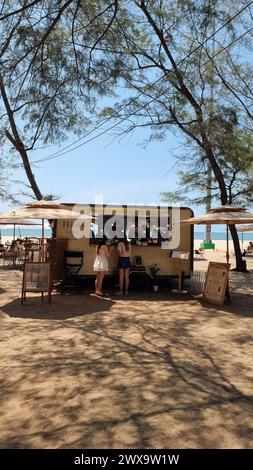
[0, 260, 253, 449]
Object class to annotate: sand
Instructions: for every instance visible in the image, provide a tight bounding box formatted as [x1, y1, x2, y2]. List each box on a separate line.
[0, 248, 253, 449]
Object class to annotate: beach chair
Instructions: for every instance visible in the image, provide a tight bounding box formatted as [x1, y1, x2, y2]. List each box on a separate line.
[23, 237, 41, 262]
[60, 251, 84, 294]
[194, 249, 205, 260]
[3, 249, 18, 268]
[247, 242, 253, 253]
[243, 242, 253, 256]
[0, 243, 5, 258]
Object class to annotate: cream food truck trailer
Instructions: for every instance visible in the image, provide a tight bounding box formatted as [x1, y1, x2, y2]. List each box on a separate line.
[53, 204, 193, 289]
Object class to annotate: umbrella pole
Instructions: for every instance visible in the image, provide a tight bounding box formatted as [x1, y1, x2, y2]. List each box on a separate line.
[41, 219, 45, 261]
[226, 223, 231, 303]
[226, 224, 229, 263]
[13, 224, 16, 242]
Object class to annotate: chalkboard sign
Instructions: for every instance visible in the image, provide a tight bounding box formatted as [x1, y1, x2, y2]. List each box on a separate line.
[22, 262, 52, 303]
[203, 262, 230, 305]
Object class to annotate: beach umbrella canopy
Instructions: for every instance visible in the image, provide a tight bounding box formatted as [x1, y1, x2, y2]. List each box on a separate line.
[0, 206, 84, 220]
[0, 201, 92, 255]
[0, 200, 90, 224]
[0, 206, 84, 240]
[236, 224, 253, 232]
[181, 206, 253, 225]
[181, 206, 253, 262]
[26, 200, 67, 209]
[0, 218, 41, 225]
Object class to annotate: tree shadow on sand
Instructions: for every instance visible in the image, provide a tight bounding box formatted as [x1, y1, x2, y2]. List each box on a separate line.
[0, 297, 253, 448]
[1, 292, 116, 320]
[196, 293, 253, 318]
[1, 265, 253, 448]
[1, 289, 195, 321]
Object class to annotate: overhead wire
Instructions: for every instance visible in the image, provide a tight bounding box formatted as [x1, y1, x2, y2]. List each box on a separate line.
[29, 1, 253, 164]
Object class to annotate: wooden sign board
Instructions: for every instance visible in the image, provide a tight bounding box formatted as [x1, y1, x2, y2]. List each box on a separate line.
[22, 262, 52, 304]
[23, 262, 51, 292]
[203, 262, 230, 305]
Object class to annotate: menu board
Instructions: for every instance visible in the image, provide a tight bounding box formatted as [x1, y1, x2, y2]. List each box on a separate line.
[203, 262, 230, 305]
[23, 262, 51, 292]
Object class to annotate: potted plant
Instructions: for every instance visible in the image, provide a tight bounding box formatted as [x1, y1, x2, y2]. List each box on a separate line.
[148, 263, 160, 292]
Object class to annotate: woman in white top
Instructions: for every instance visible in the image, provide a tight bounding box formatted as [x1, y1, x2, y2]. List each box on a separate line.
[93, 238, 112, 296]
[117, 239, 132, 295]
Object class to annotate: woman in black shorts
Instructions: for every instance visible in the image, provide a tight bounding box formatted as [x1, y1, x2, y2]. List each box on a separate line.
[117, 239, 132, 295]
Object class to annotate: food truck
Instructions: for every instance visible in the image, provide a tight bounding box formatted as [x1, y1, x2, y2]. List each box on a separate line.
[53, 203, 193, 288]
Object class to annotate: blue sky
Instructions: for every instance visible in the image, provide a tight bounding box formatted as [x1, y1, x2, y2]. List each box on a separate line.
[0, 123, 231, 237]
[2, 125, 181, 208]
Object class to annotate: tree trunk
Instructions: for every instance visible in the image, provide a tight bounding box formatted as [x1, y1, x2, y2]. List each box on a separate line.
[207, 154, 247, 271]
[229, 224, 247, 271]
[6, 130, 43, 200]
[0, 76, 42, 200]
[136, 3, 248, 272]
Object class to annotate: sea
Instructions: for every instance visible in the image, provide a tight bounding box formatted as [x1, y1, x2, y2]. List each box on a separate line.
[0, 228, 252, 240]
[194, 231, 253, 240]
[0, 228, 52, 238]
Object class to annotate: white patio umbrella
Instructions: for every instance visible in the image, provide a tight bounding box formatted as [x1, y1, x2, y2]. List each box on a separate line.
[25, 200, 93, 239]
[181, 206, 253, 263]
[0, 200, 92, 259]
[0, 200, 91, 237]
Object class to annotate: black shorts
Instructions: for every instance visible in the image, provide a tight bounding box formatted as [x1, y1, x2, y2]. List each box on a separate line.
[118, 257, 132, 269]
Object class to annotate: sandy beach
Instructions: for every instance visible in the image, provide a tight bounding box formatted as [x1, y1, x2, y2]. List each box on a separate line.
[193, 239, 252, 270]
[0, 247, 253, 449]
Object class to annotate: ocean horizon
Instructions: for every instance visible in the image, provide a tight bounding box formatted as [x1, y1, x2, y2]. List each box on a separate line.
[0, 228, 52, 238]
[0, 228, 252, 241]
[194, 231, 253, 240]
